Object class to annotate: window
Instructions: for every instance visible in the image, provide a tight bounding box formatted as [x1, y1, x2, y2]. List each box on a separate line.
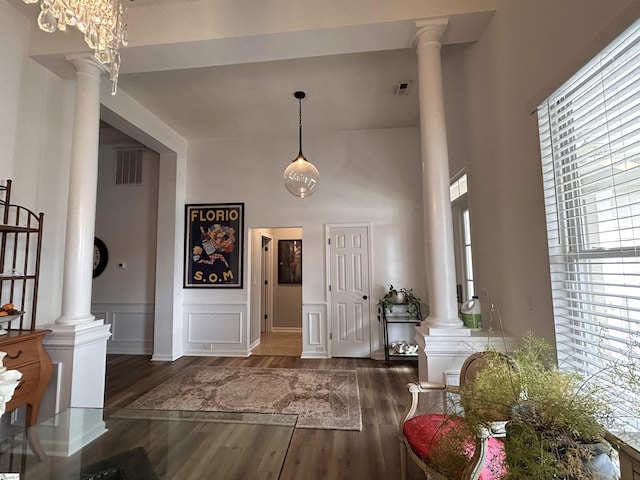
[451, 173, 474, 304]
[537, 18, 640, 435]
[450, 173, 467, 203]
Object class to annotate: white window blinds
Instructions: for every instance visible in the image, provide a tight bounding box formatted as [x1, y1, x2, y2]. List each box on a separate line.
[537, 18, 640, 433]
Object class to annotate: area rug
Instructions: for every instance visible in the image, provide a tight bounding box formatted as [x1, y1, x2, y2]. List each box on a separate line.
[127, 366, 362, 431]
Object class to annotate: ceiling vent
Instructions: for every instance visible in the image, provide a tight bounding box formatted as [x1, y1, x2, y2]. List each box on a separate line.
[115, 148, 144, 186]
[395, 81, 412, 96]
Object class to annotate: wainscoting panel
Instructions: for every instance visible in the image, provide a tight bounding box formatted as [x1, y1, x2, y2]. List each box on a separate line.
[92, 303, 154, 355]
[302, 303, 328, 359]
[183, 304, 248, 357]
[188, 312, 241, 343]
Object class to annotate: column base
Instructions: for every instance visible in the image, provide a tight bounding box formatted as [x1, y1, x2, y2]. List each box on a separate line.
[422, 325, 471, 336]
[41, 320, 112, 412]
[421, 315, 465, 333]
[415, 325, 521, 383]
[55, 313, 97, 325]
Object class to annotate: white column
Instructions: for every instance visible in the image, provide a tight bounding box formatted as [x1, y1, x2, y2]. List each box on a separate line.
[414, 19, 465, 333]
[58, 55, 102, 325]
[42, 55, 111, 414]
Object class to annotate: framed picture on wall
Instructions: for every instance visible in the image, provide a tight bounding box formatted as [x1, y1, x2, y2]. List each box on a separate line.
[184, 203, 244, 288]
[278, 239, 302, 284]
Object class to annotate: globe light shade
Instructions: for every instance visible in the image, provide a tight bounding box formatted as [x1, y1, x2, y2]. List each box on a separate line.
[283, 155, 320, 198]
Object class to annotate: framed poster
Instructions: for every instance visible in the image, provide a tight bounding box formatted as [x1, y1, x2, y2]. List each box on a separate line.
[184, 203, 244, 288]
[278, 239, 302, 284]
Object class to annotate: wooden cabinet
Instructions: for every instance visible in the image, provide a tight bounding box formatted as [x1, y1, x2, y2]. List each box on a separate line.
[1, 330, 52, 426]
[0, 180, 52, 426]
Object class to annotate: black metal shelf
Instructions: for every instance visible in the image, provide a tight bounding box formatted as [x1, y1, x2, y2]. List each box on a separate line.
[379, 304, 421, 367]
[0, 225, 40, 234]
[0, 179, 44, 331]
[388, 352, 419, 358]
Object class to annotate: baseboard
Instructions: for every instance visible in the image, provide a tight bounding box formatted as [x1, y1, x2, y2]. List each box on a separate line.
[107, 341, 153, 355]
[301, 350, 330, 359]
[151, 353, 180, 362]
[371, 350, 386, 361]
[271, 327, 303, 333]
[182, 346, 251, 357]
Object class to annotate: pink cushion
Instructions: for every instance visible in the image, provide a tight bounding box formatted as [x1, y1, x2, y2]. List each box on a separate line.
[403, 414, 507, 480]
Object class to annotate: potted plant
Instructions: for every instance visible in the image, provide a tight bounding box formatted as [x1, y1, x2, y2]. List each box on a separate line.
[377, 285, 421, 318]
[430, 334, 622, 480]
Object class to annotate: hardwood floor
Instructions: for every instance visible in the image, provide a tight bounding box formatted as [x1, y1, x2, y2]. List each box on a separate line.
[251, 332, 302, 356]
[105, 354, 426, 479]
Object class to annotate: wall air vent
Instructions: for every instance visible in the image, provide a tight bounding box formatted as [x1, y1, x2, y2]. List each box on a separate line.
[115, 148, 144, 186]
[395, 81, 412, 96]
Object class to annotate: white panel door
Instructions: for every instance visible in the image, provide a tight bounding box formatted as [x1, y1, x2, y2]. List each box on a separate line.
[329, 226, 371, 358]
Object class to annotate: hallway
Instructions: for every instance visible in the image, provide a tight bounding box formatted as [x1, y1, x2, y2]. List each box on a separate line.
[251, 332, 302, 357]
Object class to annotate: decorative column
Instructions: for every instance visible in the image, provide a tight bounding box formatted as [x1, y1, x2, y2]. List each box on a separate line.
[42, 55, 111, 415]
[415, 19, 464, 333]
[413, 19, 469, 383]
[59, 55, 102, 325]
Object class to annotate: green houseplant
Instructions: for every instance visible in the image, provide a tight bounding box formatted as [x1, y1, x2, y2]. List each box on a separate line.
[458, 335, 619, 480]
[428, 334, 622, 480]
[377, 285, 421, 317]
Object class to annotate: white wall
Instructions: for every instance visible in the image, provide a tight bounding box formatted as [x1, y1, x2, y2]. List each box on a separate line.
[92, 144, 160, 354]
[0, 1, 74, 327]
[464, 0, 640, 341]
[183, 127, 426, 357]
[99, 87, 189, 361]
[442, 43, 472, 178]
[0, 2, 28, 179]
[94, 146, 159, 304]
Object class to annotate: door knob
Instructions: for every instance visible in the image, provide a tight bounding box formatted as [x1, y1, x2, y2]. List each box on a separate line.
[362, 295, 368, 300]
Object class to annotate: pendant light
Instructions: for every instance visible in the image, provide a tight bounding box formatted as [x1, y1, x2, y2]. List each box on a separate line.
[283, 91, 320, 198]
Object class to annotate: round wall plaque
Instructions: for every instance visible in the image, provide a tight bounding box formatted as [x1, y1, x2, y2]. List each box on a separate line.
[93, 237, 108, 278]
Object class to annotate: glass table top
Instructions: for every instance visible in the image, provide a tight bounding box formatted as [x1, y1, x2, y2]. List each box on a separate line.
[0, 408, 297, 480]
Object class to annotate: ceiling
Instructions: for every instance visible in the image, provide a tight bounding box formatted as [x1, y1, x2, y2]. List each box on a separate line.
[11, 1, 495, 142]
[115, 48, 421, 140]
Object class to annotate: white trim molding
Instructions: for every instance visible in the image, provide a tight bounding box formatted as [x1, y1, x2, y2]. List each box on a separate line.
[302, 303, 328, 358]
[92, 302, 155, 355]
[183, 303, 249, 357]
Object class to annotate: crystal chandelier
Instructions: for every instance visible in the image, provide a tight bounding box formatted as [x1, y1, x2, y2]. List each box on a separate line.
[22, 0, 128, 95]
[283, 91, 320, 198]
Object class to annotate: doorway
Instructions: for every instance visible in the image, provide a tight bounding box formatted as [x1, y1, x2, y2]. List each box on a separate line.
[327, 224, 372, 358]
[93, 124, 159, 355]
[250, 227, 302, 356]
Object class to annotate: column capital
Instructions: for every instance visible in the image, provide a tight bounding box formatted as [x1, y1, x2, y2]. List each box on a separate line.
[413, 18, 449, 47]
[65, 54, 107, 78]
